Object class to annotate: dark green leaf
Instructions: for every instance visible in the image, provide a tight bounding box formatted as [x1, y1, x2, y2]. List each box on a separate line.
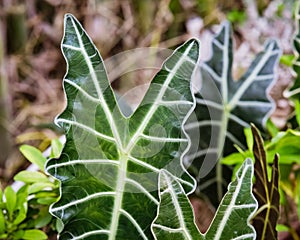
[184, 21, 280, 206]
[46, 14, 200, 239]
[251, 125, 280, 240]
[204, 158, 257, 240]
[34, 206, 52, 228]
[152, 159, 257, 240]
[152, 170, 203, 240]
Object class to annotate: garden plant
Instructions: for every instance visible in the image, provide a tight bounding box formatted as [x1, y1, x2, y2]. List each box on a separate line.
[44, 13, 279, 239]
[3, 2, 300, 240]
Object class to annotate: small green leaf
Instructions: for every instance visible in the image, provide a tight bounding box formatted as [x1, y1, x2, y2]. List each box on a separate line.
[16, 185, 28, 207]
[19, 145, 46, 171]
[56, 218, 64, 233]
[14, 171, 49, 183]
[221, 150, 253, 165]
[0, 233, 8, 239]
[4, 186, 16, 220]
[276, 224, 289, 232]
[251, 125, 280, 240]
[0, 211, 5, 234]
[244, 127, 253, 150]
[50, 139, 63, 158]
[13, 211, 26, 226]
[226, 10, 246, 24]
[22, 229, 47, 240]
[13, 186, 28, 225]
[28, 182, 56, 194]
[34, 206, 52, 228]
[279, 54, 294, 66]
[223, 129, 300, 166]
[266, 118, 279, 138]
[34, 191, 57, 198]
[266, 129, 300, 164]
[295, 99, 300, 126]
[37, 197, 58, 205]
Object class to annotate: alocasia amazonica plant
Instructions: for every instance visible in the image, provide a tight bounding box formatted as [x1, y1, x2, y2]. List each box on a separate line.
[45, 14, 264, 240]
[46, 14, 200, 239]
[184, 21, 281, 206]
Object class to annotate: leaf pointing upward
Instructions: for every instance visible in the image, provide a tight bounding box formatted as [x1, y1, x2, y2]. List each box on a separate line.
[152, 159, 257, 240]
[46, 14, 200, 239]
[251, 125, 279, 240]
[184, 21, 280, 206]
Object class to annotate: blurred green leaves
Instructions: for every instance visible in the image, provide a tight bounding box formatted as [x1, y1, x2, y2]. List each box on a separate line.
[0, 140, 61, 240]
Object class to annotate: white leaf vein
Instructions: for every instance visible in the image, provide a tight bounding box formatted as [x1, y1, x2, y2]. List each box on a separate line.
[64, 79, 101, 103]
[120, 209, 148, 240]
[140, 134, 188, 143]
[202, 63, 222, 82]
[212, 162, 252, 240]
[71, 230, 110, 240]
[51, 192, 115, 212]
[125, 178, 159, 205]
[47, 159, 119, 170]
[56, 119, 115, 142]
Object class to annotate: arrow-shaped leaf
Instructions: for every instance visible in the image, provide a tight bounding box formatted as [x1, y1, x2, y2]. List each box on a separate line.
[46, 14, 200, 239]
[152, 158, 257, 240]
[251, 125, 279, 239]
[184, 21, 280, 206]
[151, 170, 203, 240]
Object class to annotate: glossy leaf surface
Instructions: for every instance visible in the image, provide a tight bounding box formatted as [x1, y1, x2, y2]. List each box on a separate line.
[152, 159, 257, 240]
[46, 14, 200, 239]
[184, 21, 280, 205]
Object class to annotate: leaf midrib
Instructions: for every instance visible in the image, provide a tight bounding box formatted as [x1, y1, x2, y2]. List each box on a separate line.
[109, 153, 128, 240]
[165, 172, 193, 240]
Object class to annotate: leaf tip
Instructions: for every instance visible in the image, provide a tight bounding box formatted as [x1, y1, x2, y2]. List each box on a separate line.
[64, 13, 75, 21]
[264, 39, 281, 54]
